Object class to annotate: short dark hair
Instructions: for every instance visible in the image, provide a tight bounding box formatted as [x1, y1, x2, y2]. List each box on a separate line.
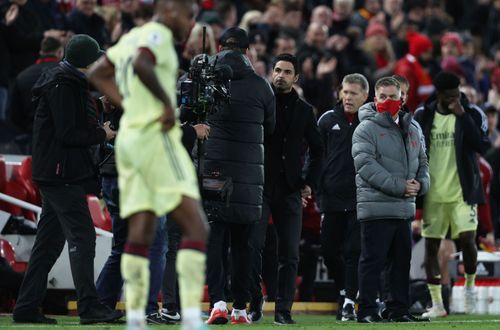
[272, 53, 299, 75]
[219, 27, 249, 53]
[392, 75, 410, 89]
[375, 76, 400, 93]
[433, 71, 460, 92]
[40, 36, 62, 54]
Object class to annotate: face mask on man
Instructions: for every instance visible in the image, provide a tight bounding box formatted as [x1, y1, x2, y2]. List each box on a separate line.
[376, 99, 402, 117]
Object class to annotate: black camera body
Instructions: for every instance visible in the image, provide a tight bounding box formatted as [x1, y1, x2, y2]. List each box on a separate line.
[180, 53, 232, 121]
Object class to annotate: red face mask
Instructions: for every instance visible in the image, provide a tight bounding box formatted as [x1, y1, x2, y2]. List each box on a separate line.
[376, 99, 402, 117]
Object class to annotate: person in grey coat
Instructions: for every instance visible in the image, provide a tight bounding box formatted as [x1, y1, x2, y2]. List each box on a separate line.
[352, 76, 429, 323]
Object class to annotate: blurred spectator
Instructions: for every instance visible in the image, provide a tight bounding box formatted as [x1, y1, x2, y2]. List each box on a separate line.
[440, 32, 477, 86]
[460, 84, 481, 105]
[362, 22, 395, 81]
[394, 31, 434, 112]
[282, 0, 303, 40]
[484, 103, 500, 145]
[403, 0, 426, 32]
[119, 0, 140, 33]
[488, 66, 500, 109]
[66, 0, 111, 48]
[350, 0, 381, 34]
[331, 0, 355, 35]
[215, 0, 237, 29]
[1, 0, 65, 79]
[8, 37, 63, 152]
[238, 9, 263, 31]
[199, 10, 225, 40]
[297, 22, 336, 114]
[181, 23, 217, 71]
[32, 0, 67, 31]
[273, 32, 297, 56]
[334, 27, 373, 88]
[380, 0, 404, 36]
[310, 5, 333, 29]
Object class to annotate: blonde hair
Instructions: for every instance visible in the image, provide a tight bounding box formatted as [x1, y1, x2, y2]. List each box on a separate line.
[238, 10, 263, 32]
[185, 23, 217, 56]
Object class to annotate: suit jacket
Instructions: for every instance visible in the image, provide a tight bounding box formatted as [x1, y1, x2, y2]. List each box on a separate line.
[265, 87, 323, 193]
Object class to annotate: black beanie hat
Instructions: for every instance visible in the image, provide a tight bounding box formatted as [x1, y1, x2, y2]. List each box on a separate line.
[64, 34, 104, 68]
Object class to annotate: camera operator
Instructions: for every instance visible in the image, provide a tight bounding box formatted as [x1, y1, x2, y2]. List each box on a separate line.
[202, 27, 275, 325]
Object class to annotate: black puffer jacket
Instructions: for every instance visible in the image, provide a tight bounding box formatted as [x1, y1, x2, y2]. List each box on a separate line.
[31, 62, 106, 189]
[202, 50, 275, 224]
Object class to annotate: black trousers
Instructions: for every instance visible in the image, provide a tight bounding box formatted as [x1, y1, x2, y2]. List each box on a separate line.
[249, 185, 302, 313]
[162, 219, 182, 311]
[206, 221, 252, 310]
[14, 184, 99, 316]
[357, 219, 412, 319]
[320, 211, 360, 300]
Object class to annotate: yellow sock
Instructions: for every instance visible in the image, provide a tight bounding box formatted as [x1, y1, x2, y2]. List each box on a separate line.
[465, 273, 476, 288]
[177, 249, 206, 312]
[428, 284, 443, 306]
[121, 253, 150, 319]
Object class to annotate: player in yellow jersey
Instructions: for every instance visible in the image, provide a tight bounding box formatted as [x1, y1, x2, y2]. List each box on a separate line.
[88, 1, 208, 330]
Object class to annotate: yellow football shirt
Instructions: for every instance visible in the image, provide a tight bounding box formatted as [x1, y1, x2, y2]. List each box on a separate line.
[106, 21, 178, 129]
[426, 112, 463, 203]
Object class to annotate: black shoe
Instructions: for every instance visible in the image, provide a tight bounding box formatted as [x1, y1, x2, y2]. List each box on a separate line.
[13, 311, 57, 324]
[357, 314, 383, 323]
[146, 312, 176, 325]
[379, 307, 390, 320]
[341, 303, 357, 321]
[274, 311, 296, 325]
[80, 305, 124, 324]
[249, 296, 264, 323]
[389, 313, 430, 322]
[160, 307, 181, 322]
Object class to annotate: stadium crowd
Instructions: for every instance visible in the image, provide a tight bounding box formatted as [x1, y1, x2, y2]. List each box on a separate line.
[1, 0, 500, 328]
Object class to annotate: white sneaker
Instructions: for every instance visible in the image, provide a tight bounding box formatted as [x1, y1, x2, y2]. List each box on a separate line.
[231, 309, 251, 324]
[422, 304, 447, 318]
[464, 287, 477, 314]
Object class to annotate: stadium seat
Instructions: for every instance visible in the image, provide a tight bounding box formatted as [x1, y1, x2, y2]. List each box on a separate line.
[87, 195, 112, 232]
[0, 239, 26, 273]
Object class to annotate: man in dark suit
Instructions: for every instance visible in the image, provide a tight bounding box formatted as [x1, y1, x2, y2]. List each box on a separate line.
[248, 53, 323, 325]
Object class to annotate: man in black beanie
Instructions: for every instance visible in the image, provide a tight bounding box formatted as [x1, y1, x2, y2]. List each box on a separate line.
[414, 71, 491, 318]
[12, 34, 120, 325]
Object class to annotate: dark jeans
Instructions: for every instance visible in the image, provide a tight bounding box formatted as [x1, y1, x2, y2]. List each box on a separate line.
[357, 219, 412, 319]
[162, 219, 182, 311]
[96, 176, 167, 314]
[249, 184, 302, 313]
[320, 211, 360, 300]
[14, 184, 99, 316]
[206, 221, 251, 310]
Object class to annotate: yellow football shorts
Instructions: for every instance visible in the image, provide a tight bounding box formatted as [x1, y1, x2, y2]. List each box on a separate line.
[422, 199, 478, 239]
[115, 124, 200, 219]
